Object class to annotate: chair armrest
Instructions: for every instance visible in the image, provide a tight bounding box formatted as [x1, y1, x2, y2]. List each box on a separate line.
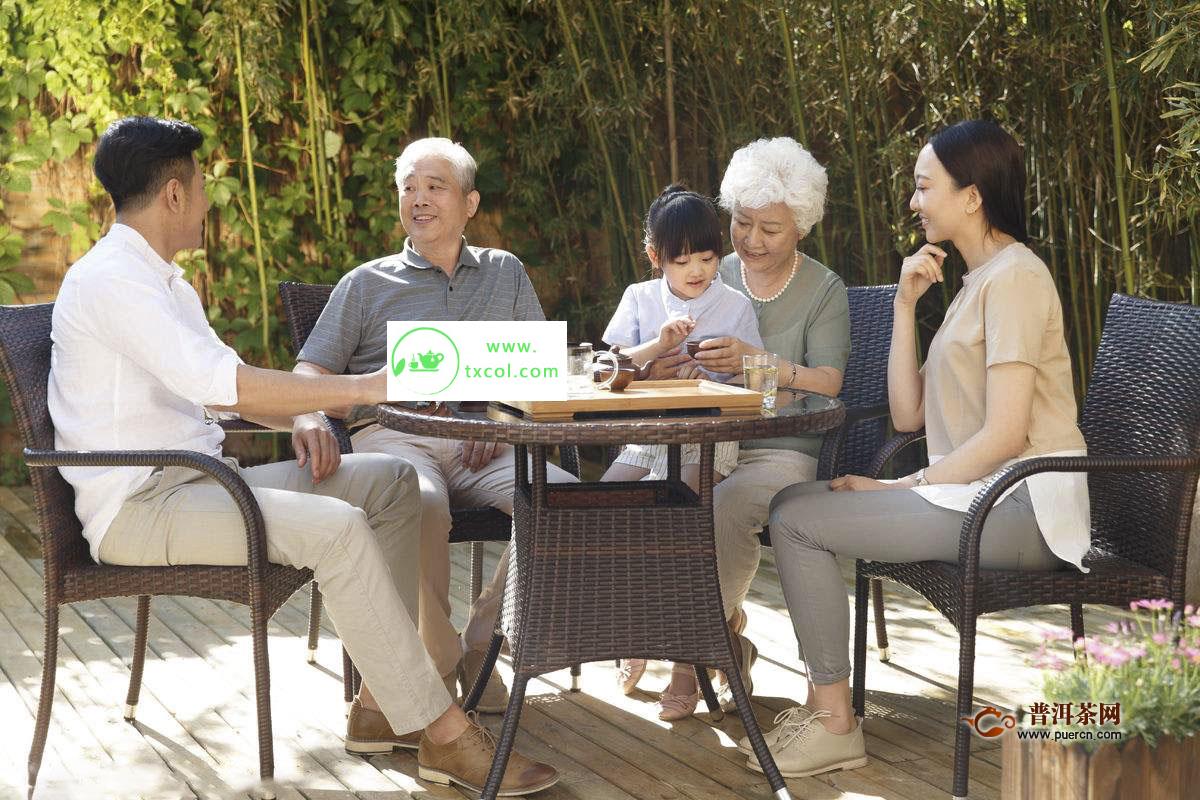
[218, 419, 268, 434]
[23, 447, 271, 578]
[817, 403, 891, 480]
[322, 414, 354, 455]
[956, 452, 1200, 574]
[865, 429, 926, 479]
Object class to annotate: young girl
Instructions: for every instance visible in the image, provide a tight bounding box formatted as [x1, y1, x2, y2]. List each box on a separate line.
[601, 184, 764, 720]
[601, 184, 763, 490]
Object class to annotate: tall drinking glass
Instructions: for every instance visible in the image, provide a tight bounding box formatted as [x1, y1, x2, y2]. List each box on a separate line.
[743, 352, 780, 410]
[567, 342, 594, 397]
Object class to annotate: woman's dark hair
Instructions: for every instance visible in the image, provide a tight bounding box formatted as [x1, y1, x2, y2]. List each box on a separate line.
[644, 183, 723, 265]
[929, 120, 1028, 243]
[93, 116, 204, 212]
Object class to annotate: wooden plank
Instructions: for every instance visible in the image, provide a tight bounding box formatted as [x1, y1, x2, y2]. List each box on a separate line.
[0, 546, 192, 800]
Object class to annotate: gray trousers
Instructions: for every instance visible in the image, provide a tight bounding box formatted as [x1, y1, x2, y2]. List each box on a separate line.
[768, 481, 1063, 685]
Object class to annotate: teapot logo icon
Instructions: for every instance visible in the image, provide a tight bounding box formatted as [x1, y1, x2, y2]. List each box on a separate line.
[389, 325, 460, 395]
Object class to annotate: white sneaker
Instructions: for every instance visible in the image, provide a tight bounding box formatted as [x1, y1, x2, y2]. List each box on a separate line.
[736, 706, 815, 755]
[746, 710, 867, 778]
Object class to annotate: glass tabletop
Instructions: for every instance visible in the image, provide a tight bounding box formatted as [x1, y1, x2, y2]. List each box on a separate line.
[375, 389, 845, 446]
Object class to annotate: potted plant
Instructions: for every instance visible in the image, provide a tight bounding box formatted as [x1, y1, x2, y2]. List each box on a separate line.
[1001, 599, 1200, 799]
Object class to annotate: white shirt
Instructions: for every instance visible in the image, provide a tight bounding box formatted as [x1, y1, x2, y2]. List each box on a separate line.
[601, 273, 763, 379]
[48, 224, 242, 561]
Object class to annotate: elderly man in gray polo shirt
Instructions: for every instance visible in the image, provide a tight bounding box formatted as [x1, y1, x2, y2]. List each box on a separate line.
[294, 138, 576, 749]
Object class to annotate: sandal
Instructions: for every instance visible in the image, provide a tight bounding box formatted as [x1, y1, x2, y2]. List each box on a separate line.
[616, 658, 647, 695]
[657, 666, 700, 721]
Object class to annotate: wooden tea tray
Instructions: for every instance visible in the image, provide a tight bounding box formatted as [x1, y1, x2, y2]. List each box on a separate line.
[490, 379, 763, 422]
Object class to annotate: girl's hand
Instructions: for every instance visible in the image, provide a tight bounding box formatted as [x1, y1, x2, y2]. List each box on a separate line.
[896, 244, 947, 306]
[658, 316, 695, 350]
[829, 475, 896, 492]
[693, 336, 762, 375]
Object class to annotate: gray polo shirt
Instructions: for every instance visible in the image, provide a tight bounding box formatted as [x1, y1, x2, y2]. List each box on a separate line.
[299, 237, 545, 421]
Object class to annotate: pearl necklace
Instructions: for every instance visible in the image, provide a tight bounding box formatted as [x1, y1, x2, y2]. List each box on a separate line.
[742, 250, 799, 304]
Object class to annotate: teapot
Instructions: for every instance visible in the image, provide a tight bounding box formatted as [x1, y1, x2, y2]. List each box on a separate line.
[591, 346, 653, 392]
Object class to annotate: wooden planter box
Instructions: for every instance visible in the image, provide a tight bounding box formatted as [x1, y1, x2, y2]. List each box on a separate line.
[1002, 731, 1200, 799]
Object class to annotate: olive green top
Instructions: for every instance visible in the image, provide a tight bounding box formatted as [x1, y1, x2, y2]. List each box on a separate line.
[720, 252, 850, 458]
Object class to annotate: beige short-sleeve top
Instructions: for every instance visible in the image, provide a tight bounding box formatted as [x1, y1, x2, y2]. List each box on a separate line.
[915, 242, 1091, 569]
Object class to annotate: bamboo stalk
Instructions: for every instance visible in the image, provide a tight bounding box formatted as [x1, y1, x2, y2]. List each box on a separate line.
[299, 0, 330, 237]
[776, 3, 831, 265]
[664, 0, 678, 183]
[583, 0, 651, 210]
[553, 0, 639, 281]
[1100, 0, 1135, 294]
[435, 2, 453, 137]
[234, 25, 273, 367]
[830, 0, 875, 284]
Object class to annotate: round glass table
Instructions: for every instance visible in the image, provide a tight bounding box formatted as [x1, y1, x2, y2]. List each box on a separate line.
[376, 389, 845, 800]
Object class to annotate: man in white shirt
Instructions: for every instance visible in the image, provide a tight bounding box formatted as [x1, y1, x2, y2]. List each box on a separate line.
[48, 116, 557, 796]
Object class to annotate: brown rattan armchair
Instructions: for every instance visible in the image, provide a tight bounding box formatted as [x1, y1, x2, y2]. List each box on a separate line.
[0, 302, 308, 800]
[851, 294, 1200, 799]
[278, 280, 582, 699]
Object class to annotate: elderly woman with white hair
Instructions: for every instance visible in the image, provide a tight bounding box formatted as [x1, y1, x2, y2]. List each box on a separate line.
[617, 137, 850, 718]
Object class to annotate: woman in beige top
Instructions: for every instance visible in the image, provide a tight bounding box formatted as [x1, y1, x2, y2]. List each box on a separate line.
[745, 121, 1089, 780]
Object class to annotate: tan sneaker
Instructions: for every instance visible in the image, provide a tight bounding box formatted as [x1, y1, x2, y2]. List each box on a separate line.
[747, 710, 867, 778]
[460, 649, 511, 713]
[344, 698, 422, 754]
[417, 713, 559, 796]
[736, 706, 815, 755]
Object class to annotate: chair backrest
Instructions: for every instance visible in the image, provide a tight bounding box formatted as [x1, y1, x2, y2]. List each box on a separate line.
[0, 303, 90, 573]
[838, 284, 897, 476]
[279, 281, 335, 356]
[1082, 294, 1200, 579]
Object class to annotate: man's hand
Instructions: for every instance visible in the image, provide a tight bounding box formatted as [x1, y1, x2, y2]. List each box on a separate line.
[460, 440, 509, 472]
[829, 475, 897, 492]
[293, 413, 341, 484]
[693, 336, 763, 375]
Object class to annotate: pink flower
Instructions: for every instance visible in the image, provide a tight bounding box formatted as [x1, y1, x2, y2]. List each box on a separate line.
[1153, 632, 1171, 645]
[1171, 658, 1182, 669]
[1132, 599, 1175, 611]
[1187, 615, 1200, 627]
[1042, 626, 1076, 642]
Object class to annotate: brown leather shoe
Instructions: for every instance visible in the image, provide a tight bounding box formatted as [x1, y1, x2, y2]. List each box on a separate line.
[417, 713, 559, 796]
[345, 698, 421, 754]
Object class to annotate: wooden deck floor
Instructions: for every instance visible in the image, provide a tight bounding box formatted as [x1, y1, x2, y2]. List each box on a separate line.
[0, 484, 1117, 800]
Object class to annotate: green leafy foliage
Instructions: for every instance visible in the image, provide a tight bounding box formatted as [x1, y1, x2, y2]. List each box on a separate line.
[0, 0, 1194, 386]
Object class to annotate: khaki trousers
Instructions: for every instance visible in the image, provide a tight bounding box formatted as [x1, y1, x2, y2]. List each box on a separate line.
[713, 447, 818, 618]
[351, 424, 578, 676]
[98, 452, 450, 734]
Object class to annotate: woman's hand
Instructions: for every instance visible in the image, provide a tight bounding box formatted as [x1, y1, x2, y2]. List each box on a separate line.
[645, 347, 691, 379]
[896, 244, 947, 306]
[829, 475, 897, 492]
[692, 336, 763, 375]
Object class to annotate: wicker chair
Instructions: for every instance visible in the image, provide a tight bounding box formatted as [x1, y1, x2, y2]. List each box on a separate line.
[0, 302, 308, 800]
[278, 281, 582, 699]
[756, 284, 899, 657]
[851, 293, 1200, 799]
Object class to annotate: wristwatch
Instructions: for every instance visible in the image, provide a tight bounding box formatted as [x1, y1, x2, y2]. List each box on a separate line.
[914, 468, 929, 487]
